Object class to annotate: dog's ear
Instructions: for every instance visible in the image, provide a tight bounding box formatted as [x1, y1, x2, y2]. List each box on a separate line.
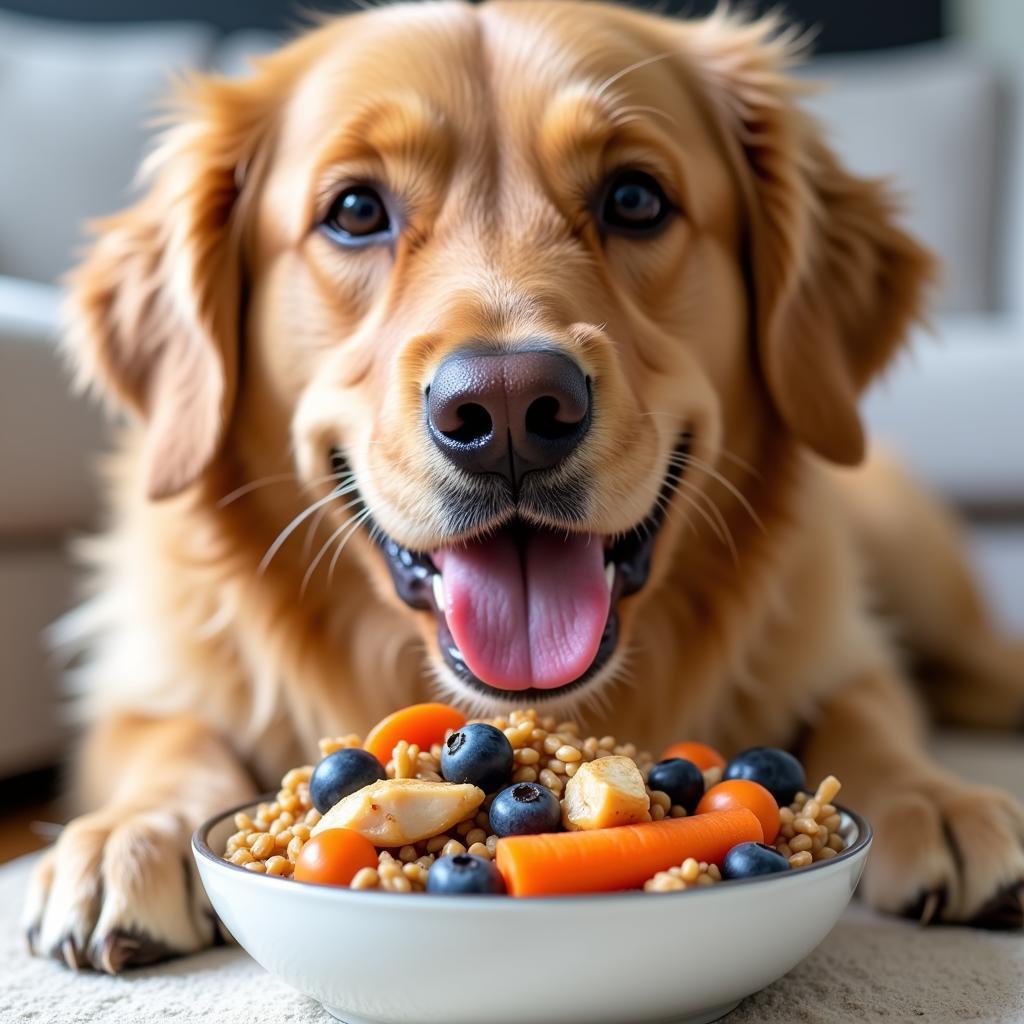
[682, 14, 935, 465]
[65, 76, 271, 499]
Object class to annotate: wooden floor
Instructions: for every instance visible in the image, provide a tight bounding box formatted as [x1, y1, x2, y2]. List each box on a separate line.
[0, 769, 61, 864]
[0, 802, 56, 864]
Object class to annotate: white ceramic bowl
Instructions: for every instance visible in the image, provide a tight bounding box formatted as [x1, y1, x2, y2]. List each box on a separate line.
[194, 800, 871, 1024]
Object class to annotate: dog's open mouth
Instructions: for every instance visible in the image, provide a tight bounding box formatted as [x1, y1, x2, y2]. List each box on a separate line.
[375, 436, 689, 699]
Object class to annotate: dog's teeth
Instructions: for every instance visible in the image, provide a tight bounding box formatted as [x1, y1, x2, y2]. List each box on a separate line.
[604, 563, 615, 593]
[432, 573, 446, 612]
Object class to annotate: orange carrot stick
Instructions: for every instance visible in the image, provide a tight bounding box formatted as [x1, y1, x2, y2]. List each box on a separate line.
[496, 808, 762, 897]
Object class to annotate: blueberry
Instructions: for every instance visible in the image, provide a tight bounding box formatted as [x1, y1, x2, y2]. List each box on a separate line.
[440, 723, 514, 793]
[309, 748, 386, 814]
[722, 842, 791, 880]
[647, 758, 705, 814]
[723, 747, 806, 806]
[489, 783, 562, 837]
[426, 854, 507, 895]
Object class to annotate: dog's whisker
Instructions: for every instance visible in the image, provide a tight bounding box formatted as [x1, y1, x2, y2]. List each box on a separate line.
[612, 115, 648, 130]
[651, 486, 698, 540]
[674, 451, 765, 534]
[302, 473, 361, 561]
[662, 476, 739, 563]
[663, 479, 726, 547]
[217, 473, 298, 507]
[691, 487, 737, 560]
[311, 480, 362, 505]
[612, 103, 680, 129]
[650, 491, 673, 522]
[628, 512, 656, 545]
[299, 497, 368, 596]
[258, 489, 349, 576]
[327, 507, 375, 585]
[716, 446, 762, 480]
[217, 470, 342, 508]
[653, 489, 700, 540]
[630, 414, 762, 483]
[593, 48, 681, 99]
[301, 503, 334, 561]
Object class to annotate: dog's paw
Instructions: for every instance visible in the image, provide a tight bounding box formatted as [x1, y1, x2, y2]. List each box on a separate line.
[21, 807, 215, 972]
[862, 781, 1024, 928]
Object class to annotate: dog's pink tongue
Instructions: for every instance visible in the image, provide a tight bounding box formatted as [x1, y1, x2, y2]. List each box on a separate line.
[433, 530, 609, 691]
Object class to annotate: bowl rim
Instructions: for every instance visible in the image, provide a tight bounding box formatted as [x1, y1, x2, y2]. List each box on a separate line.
[193, 795, 872, 908]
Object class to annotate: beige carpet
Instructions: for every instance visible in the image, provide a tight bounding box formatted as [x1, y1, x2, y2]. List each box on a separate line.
[2, 733, 1021, 1024]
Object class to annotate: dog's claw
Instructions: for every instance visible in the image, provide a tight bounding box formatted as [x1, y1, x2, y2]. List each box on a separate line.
[94, 932, 134, 975]
[919, 889, 942, 926]
[968, 881, 1024, 931]
[902, 886, 947, 926]
[89, 928, 177, 974]
[60, 936, 81, 971]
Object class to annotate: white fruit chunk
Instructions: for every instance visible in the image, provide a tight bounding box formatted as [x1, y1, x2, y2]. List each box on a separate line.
[561, 755, 650, 831]
[311, 778, 485, 847]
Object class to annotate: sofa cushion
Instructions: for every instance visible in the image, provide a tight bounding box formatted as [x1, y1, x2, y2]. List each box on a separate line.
[0, 277, 106, 534]
[0, 546, 73, 776]
[0, 9, 215, 285]
[804, 45, 1001, 313]
[998, 62, 1024, 315]
[864, 316, 1024, 506]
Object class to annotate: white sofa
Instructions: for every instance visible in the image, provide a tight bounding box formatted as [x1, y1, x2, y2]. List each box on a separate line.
[0, 11, 217, 775]
[1, 12, 1022, 778]
[803, 45, 1024, 635]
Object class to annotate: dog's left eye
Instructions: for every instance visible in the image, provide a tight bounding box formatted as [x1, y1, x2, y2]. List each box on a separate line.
[321, 186, 392, 244]
[599, 170, 671, 235]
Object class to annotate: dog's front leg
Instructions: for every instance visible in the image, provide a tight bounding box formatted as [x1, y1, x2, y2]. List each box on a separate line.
[22, 714, 255, 973]
[800, 669, 1024, 927]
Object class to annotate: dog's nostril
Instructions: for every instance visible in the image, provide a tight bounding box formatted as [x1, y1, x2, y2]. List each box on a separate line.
[444, 402, 493, 445]
[525, 395, 582, 442]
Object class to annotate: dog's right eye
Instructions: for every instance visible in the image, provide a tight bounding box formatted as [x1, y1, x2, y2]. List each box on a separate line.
[598, 170, 672, 237]
[321, 186, 393, 246]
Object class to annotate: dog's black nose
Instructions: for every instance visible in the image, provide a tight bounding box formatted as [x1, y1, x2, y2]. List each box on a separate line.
[426, 348, 591, 483]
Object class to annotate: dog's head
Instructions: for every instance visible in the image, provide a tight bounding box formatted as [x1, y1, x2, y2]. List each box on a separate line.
[67, 1, 931, 710]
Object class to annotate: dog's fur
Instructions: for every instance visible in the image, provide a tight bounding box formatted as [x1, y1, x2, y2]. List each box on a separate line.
[23, 1, 1024, 972]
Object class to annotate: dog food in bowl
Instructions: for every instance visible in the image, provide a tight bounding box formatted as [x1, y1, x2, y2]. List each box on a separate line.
[220, 704, 848, 895]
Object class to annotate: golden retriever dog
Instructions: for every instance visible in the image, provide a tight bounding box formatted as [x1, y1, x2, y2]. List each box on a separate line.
[22, 0, 1024, 972]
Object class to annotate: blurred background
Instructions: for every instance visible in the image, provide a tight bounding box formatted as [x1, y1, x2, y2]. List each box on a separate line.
[1, 0, 1022, 861]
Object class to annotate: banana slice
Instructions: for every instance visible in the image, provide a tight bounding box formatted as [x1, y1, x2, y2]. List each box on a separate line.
[311, 778, 485, 847]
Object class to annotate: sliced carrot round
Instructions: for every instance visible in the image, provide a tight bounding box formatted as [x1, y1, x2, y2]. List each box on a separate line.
[363, 703, 466, 764]
[293, 828, 378, 887]
[660, 741, 726, 772]
[696, 779, 780, 844]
